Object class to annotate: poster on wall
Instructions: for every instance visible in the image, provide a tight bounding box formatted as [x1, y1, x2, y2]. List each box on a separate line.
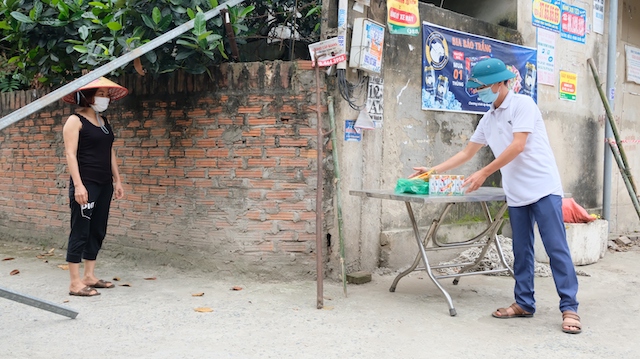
[625, 45, 640, 85]
[532, 0, 562, 33]
[537, 28, 556, 86]
[593, 0, 605, 34]
[560, 3, 587, 44]
[387, 0, 420, 36]
[366, 77, 384, 128]
[421, 22, 538, 114]
[559, 70, 577, 101]
[344, 120, 362, 142]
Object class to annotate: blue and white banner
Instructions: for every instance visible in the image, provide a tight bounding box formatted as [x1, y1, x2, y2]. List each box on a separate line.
[422, 22, 538, 114]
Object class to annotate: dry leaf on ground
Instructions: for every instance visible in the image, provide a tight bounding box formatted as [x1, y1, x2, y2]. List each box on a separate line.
[112, 277, 121, 281]
[57, 264, 69, 270]
[36, 255, 45, 259]
[2, 257, 15, 261]
[63, 300, 69, 303]
[231, 286, 243, 291]
[192, 292, 205, 297]
[143, 277, 156, 280]
[10, 269, 20, 275]
[120, 283, 131, 287]
[47, 248, 55, 254]
[194, 307, 213, 313]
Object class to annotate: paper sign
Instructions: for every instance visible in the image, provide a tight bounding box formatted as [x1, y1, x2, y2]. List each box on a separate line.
[560, 3, 586, 44]
[308, 38, 346, 67]
[366, 77, 384, 128]
[626, 45, 640, 85]
[532, 0, 562, 32]
[344, 120, 361, 142]
[537, 28, 556, 86]
[593, 0, 605, 34]
[559, 70, 577, 101]
[387, 0, 420, 36]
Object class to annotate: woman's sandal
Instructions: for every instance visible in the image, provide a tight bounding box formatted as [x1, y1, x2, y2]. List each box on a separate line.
[562, 311, 582, 334]
[492, 303, 534, 319]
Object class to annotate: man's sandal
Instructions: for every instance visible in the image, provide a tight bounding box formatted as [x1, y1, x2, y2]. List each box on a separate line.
[562, 311, 582, 334]
[492, 303, 534, 319]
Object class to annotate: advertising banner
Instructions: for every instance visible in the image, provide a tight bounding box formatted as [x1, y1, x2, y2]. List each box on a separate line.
[387, 0, 420, 36]
[532, 0, 562, 32]
[422, 22, 538, 114]
[560, 3, 586, 44]
[559, 70, 577, 101]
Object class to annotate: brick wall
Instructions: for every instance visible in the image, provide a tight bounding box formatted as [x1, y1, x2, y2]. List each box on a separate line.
[0, 61, 332, 279]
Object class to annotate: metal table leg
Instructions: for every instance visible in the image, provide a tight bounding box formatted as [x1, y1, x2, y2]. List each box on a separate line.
[389, 203, 453, 292]
[406, 202, 457, 316]
[451, 202, 513, 284]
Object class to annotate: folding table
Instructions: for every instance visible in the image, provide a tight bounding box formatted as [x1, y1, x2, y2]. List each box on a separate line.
[350, 187, 514, 316]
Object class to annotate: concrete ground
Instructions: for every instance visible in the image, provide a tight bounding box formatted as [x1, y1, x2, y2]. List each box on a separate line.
[1, 239, 639, 359]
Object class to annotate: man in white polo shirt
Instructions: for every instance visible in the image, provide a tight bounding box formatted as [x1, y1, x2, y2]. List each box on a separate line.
[411, 58, 581, 334]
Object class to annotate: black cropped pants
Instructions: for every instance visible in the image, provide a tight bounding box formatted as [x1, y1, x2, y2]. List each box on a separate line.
[66, 182, 114, 263]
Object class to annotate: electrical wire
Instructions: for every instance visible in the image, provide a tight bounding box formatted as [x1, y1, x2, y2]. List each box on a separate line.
[337, 68, 369, 111]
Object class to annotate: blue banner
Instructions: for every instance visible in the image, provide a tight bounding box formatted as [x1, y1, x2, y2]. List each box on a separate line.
[422, 22, 538, 114]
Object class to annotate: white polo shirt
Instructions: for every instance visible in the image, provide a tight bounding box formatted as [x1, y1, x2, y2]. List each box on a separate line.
[470, 91, 563, 207]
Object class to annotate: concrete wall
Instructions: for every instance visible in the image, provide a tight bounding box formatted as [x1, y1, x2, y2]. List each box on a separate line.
[611, 0, 640, 231]
[330, 1, 640, 275]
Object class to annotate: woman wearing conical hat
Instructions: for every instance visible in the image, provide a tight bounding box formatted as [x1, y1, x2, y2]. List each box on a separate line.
[62, 77, 128, 297]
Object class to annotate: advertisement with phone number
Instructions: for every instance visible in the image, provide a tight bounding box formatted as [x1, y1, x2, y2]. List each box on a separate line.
[422, 22, 538, 115]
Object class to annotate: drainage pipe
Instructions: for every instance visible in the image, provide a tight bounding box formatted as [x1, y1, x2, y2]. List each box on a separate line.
[602, 0, 618, 223]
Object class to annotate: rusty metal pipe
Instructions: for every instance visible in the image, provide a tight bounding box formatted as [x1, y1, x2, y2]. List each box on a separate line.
[314, 58, 324, 309]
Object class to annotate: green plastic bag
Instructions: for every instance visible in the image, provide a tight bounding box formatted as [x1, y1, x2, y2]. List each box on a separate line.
[394, 178, 429, 195]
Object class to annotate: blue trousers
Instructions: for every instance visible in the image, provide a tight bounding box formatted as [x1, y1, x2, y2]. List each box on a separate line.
[508, 194, 579, 314]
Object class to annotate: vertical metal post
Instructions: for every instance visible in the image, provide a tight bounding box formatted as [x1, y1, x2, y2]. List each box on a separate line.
[603, 0, 618, 223]
[314, 59, 324, 309]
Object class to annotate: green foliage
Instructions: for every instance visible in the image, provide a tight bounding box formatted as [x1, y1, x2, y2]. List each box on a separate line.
[242, 0, 321, 45]
[0, 0, 255, 88]
[0, 0, 322, 90]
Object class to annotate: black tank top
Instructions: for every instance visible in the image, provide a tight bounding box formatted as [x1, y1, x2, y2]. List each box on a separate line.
[72, 113, 114, 186]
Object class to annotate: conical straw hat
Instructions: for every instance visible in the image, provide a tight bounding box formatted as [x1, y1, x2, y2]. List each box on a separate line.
[62, 77, 129, 104]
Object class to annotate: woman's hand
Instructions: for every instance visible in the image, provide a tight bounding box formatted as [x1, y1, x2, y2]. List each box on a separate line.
[114, 181, 124, 200]
[74, 184, 89, 205]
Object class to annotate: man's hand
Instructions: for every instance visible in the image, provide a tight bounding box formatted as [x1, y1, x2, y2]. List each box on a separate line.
[463, 169, 489, 193]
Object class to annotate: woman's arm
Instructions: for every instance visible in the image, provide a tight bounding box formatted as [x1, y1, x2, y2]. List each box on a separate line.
[111, 148, 124, 199]
[62, 115, 88, 205]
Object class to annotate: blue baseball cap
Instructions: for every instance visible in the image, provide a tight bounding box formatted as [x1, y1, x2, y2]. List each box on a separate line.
[466, 58, 516, 89]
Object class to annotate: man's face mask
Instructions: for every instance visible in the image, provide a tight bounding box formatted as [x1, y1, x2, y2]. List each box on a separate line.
[91, 96, 110, 113]
[477, 85, 499, 104]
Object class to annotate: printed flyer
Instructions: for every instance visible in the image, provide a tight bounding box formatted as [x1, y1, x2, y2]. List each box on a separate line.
[422, 22, 538, 114]
[387, 0, 420, 36]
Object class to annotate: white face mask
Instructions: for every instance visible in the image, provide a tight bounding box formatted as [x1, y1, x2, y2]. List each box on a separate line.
[91, 96, 110, 113]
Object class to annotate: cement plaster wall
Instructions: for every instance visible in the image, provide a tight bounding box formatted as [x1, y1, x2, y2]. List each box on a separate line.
[329, 1, 640, 276]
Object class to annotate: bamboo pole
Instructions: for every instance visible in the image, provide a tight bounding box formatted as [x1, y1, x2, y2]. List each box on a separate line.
[328, 96, 348, 297]
[588, 58, 640, 220]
